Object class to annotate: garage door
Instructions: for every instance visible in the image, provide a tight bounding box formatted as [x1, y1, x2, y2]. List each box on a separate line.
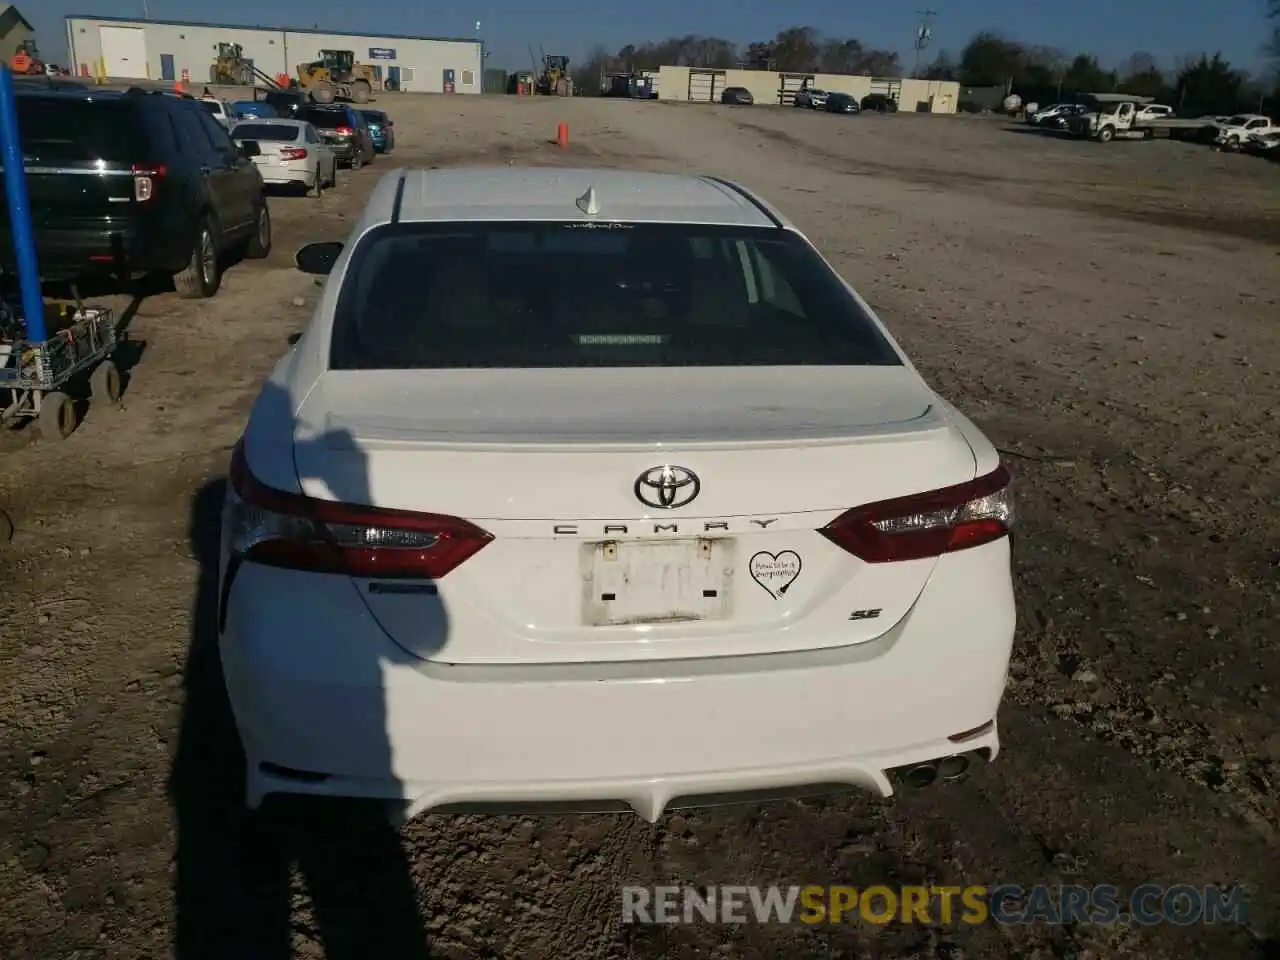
[100, 26, 148, 79]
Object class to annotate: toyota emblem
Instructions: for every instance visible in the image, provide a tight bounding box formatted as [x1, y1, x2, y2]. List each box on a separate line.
[634, 465, 700, 510]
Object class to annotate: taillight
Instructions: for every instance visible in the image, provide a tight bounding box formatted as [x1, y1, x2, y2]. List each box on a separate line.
[130, 163, 167, 202]
[226, 440, 492, 578]
[280, 147, 308, 160]
[819, 465, 1013, 563]
[335, 125, 353, 136]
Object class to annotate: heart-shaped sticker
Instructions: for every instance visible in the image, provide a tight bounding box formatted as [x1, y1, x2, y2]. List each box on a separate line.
[749, 550, 802, 599]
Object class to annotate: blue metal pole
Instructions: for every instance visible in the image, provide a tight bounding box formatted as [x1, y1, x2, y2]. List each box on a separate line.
[0, 65, 46, 343]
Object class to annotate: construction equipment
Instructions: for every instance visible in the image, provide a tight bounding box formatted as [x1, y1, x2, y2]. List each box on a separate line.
[295, 49, 377, 104]
[9, 41, 44, 76]
[211, 42, 254, 85]
[536, 55, 574, 97]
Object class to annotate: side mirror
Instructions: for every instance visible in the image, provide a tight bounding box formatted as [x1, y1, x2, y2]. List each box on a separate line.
[238, 140, 261, 158]
[295, 241, 343, 275]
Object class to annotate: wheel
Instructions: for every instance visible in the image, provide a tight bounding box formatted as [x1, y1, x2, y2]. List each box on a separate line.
[1225, 135, 1240, 153]
[173, 217, 221, 299]
[351, 151, 363, 171]
[310, 171, 322, 198]
[37, 391, 76, 440]
[352, 81, 371, 104]
[245, 202, 271, 259]
[90, 360, 121, 404]
[1097, 126, 1115, 143]
[329, 162, 338, 189]
[311, 83, 335, 104]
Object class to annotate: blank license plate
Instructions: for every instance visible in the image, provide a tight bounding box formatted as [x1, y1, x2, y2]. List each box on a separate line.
[581, 538, 735, 626]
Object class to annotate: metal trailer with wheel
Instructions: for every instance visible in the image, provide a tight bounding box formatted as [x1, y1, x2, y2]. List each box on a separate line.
[0, 303, 120, 440]
[0, 65, 127, 441]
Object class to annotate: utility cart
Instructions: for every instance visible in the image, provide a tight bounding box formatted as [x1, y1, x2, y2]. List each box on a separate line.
[0, 300, 120, 440]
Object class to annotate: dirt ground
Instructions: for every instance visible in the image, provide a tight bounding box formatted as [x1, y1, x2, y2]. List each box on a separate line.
[1, 92, 1278, 960]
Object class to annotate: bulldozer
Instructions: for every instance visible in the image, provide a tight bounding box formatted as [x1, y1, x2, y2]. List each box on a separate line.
[295, 49, 378, 104]
[536, 54, 574, 96]
[210, 42, 254, 85]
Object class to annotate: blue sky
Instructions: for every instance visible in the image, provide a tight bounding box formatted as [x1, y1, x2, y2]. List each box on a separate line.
[30, 0, 1276, 76]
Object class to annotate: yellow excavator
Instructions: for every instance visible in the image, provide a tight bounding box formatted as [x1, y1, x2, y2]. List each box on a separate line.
[536, 55, 574, 96]
[295, 49, 378, 103]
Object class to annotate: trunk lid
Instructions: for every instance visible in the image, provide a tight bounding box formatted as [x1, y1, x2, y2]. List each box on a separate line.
[292, 367, 978, 665]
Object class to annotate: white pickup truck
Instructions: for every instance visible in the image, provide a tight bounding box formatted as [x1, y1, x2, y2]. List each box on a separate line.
[1210, 114, 1278, 152]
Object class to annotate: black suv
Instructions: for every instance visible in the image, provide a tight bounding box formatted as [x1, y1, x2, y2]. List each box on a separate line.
[300, 104, 376, 169]
[258, 88, 308, 118]
[860, 93, 900, 113]
[2, 87, 271, 299]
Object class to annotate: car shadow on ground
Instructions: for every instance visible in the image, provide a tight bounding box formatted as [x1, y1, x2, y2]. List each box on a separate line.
[170, 378, 434, 958]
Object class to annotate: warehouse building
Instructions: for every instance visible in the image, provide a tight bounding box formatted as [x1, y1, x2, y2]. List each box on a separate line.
[63, 14, 483, 94]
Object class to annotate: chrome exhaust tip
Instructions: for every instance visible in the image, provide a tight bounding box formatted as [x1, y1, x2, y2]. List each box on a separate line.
[902, 763, 938, 788]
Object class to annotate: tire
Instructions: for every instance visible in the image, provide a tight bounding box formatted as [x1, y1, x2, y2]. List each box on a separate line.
[1097, 125, 1115, 143]
[244, 202, 271, 259]
[329, 162, 338, 189]
[310, 170, 323, 198]
[173, 217, 220, 299]
[351, 150, 363, 171]
[1225, 135, 1240, 153]
[311, 83, 335, 105]
[352, 81, 371, 104]
[90, 360, 122, 404]
[37, 391, 76, 440]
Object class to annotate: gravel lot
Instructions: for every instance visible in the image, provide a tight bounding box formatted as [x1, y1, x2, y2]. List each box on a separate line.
[1, 93, 1277, 960]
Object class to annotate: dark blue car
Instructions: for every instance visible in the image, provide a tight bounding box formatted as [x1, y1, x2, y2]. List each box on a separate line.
[359, 109, 395, 154]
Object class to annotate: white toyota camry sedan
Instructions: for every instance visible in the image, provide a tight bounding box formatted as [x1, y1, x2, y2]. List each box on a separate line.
[220, 166, 1016, 822]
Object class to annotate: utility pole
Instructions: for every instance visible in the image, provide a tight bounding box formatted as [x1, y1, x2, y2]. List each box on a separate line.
[911, 9, 937, 79]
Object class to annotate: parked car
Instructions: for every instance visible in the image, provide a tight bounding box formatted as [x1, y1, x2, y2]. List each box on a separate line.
[300, 103, 375, 169]
[1033, 103, 1087, 131]
[720, 86, 753, 105]
[231, 119, 338, 197]
[1028, 103, 1071, 125]
[860, 93, 899, 113]
[221, 166, 1015, 819]
[1212, 114, 1278, 152]
[2, 86, 270, 298]
[1243, 130, 1280, 159]
[825, 92, 861, 114]
[358, 109, 395, 154]
[259, 89, 308, 119]
[793, 87, 829, 109]
[197, 96, 237, 129]
[233, 100, 277, 121]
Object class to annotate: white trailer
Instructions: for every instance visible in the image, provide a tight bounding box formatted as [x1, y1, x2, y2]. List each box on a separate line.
[1068, 93, 1212, 143]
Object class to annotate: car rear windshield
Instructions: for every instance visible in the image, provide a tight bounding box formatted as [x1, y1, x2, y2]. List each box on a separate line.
[360, 111, 386, 123]
[233, 122, 300, 141]
[197, 101, 222, 114]
[306, 110, 348, 129]
[16, 97, 142, 163]
[329, 222, 902, 370]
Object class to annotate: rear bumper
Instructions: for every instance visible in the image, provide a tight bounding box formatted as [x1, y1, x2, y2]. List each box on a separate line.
[220, 540, 1016, 821]
[0, 222, 184, 280]
[254, 161, 317, 187]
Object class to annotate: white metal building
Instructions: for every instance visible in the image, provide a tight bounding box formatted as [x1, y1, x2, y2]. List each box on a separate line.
[63, 14, 484, 94]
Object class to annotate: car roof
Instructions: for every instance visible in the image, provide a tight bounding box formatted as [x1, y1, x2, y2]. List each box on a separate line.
[234, 117, 308, 126]
[370, 167, 780, 228]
